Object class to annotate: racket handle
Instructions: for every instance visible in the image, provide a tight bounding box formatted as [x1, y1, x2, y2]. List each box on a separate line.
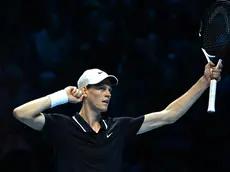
[207, 79, 217, 113]
[207, 59, 222, 113]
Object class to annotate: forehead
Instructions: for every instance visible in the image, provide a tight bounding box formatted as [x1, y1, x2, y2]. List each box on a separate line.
[88, 79, 112, 89]
[94, 83, 112, 89]
[99, 79, 112, 86]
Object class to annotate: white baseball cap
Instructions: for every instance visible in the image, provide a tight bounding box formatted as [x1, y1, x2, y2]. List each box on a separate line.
[77, 68, 118, 89]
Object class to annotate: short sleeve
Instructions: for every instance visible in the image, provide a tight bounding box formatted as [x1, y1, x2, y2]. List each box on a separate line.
[41, 113, 71, 146]
[115, 115, 144, 139]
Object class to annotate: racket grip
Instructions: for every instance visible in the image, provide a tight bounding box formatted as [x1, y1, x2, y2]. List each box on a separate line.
[207, 79, 217, 113]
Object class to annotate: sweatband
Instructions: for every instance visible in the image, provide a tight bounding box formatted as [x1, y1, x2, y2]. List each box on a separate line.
[47, 90, 69, 108]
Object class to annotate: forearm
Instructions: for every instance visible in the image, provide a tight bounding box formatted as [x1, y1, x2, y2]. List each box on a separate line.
[165, 76, 209, 122]
[13, 96, 51, 119]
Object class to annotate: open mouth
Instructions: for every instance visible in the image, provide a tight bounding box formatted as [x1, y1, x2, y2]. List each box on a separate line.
[102, 100, 109, 104]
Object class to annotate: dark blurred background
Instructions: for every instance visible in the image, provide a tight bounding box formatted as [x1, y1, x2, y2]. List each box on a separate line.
[1, 0, 230, 171]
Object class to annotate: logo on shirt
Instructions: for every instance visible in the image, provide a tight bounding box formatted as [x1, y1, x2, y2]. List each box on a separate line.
[106, 132, 113, 138]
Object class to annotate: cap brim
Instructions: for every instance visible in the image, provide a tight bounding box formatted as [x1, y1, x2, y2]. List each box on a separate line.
[87, 75, 119, 87]
[106, 75, 119, 86]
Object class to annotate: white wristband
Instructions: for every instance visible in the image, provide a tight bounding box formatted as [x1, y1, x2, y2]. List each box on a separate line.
[47, 90, 69, 108]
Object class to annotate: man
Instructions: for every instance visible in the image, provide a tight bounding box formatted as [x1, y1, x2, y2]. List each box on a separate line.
[13, 61, 222, 172]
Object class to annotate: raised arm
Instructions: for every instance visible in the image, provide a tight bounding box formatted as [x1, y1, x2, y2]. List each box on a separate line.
[13, 96, 51, 130]
[13, 86, 83, 131]
[137, 61, 222, 134]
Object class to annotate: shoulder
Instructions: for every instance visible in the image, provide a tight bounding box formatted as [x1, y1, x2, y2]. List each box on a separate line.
[43, 113, 71, 120]
[41, 113, 74, 145]
[111, 116, 144, 123]
[106, 116, 145, 137]
[42, 113, 72, 130]
[106, 116, 144, 127]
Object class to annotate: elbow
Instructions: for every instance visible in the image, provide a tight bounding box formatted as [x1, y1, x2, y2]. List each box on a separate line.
[167, 117, 177, 124]
[163, 110, 178, 124]
[164, 115, 177, 124]
[13, 108, 25, 120]
[13, 108, 20, 119]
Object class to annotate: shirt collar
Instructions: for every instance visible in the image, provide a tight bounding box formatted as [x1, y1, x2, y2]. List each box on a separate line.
[72, 113, 108, 132]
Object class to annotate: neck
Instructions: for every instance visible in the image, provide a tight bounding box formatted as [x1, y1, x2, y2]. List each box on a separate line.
[79, 105, 101, 132]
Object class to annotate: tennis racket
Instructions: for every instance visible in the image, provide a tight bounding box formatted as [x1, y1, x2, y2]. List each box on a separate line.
[199, 0, 230, 113]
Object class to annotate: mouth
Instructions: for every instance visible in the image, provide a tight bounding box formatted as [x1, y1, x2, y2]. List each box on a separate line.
[102, 100, 109, 104]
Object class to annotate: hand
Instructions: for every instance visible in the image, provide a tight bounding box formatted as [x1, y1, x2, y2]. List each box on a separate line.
[64, 86, 84, 104]
[203, 60, 223, 84]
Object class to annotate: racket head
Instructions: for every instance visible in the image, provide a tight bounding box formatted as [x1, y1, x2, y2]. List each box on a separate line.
[199, 0, 230, 61]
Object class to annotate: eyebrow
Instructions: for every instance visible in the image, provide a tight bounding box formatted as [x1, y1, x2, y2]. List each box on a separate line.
[101, 84, 112, 89]
[98, 85, 112, 91]
[107, 85, 112, 92]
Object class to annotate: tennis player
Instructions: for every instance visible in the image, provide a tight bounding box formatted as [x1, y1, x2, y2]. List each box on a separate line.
[13, 61, 222, 172]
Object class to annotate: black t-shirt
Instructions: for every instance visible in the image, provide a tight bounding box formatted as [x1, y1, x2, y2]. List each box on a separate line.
[41, 113, 144, 172]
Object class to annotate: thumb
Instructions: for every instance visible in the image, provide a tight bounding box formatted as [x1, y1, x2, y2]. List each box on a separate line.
[208, 61, 215, 67]
[78, 95, 84, 102]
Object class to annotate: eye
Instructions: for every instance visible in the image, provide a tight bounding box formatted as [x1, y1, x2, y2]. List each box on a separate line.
[99, 86, 106, 90]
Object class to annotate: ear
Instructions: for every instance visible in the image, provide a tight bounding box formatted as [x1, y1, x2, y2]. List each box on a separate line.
[82, 86, 88, 97]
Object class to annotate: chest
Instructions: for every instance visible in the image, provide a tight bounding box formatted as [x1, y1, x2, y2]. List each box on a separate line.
[58, 127, 124, 161]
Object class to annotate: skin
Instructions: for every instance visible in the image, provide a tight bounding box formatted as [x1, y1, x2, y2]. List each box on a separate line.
[13, 61, 223, 134]
[78, 80, 113, 133]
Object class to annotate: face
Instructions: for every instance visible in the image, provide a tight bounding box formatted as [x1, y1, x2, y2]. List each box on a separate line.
[84, 80, 112, 113]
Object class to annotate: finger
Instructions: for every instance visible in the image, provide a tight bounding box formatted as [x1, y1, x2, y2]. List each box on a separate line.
[77, 89, 82, 95]
[73, 90, 82, 98]
[210, 67, 217, 73]
[72, 89, 78, 96]
[71, 87, 77, 94]
[212, 71, 222, 76]
[205, 62, 215, 70]
[73, 92, 78, 97]
[208, 61, 215, 67]
[78, 95, 84, 102]
[212, 73, 221, 77]
[212, 73, 221, 79]
[212, 69, 222, 73]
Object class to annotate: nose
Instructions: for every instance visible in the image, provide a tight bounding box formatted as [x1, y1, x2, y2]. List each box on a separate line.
[105, 89, 111, 98]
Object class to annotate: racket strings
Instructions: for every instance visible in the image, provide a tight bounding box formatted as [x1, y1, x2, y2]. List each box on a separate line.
[203, 4, 230, 51]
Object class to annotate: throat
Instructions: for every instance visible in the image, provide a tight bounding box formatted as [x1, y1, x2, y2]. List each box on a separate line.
[91, 124, 101, 133]
[79, 111, 102, 133]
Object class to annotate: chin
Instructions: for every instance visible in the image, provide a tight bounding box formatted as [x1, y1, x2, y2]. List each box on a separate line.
[99, 107, 108, 113]
[101, 108, 108, 112]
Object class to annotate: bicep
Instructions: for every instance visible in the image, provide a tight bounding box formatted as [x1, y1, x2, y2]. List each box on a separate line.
[17, 113, 45, 131]
[137, 110, 172, 134]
